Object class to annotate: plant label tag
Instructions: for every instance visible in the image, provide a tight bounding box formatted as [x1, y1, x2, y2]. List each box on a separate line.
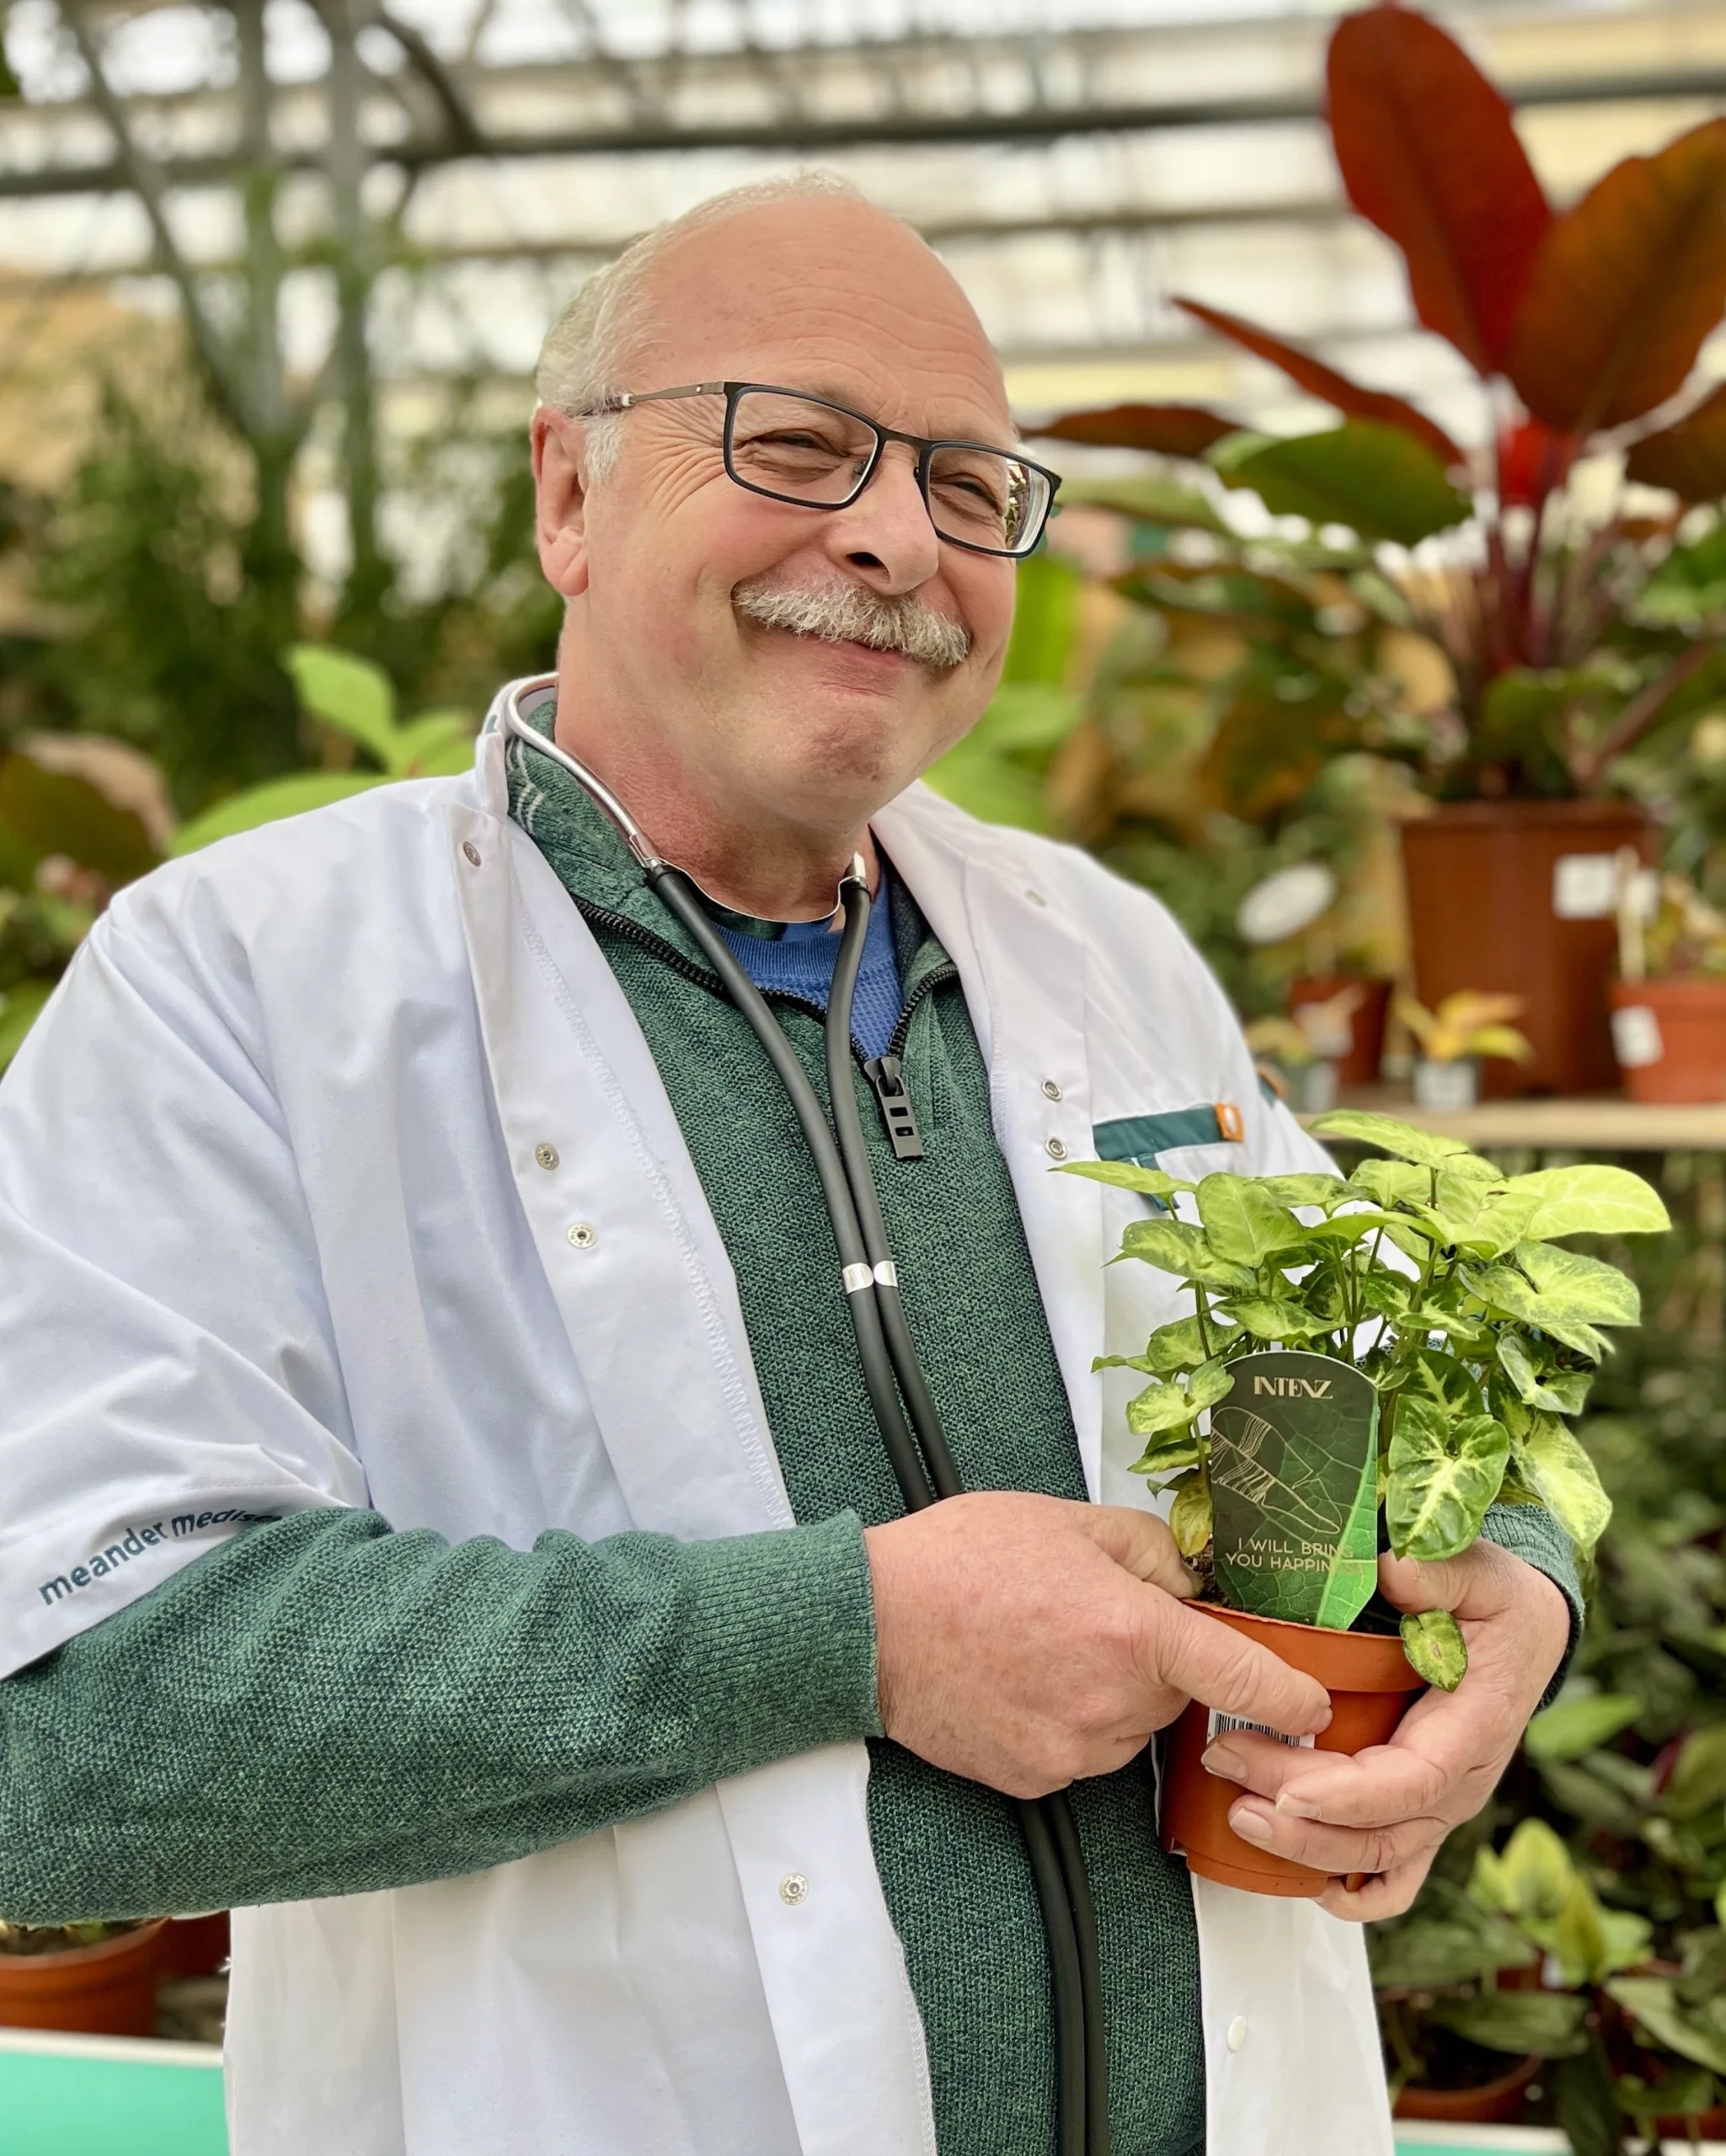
[1205, 1710, 1315, 1750]
[1552, 852, 1619, 920]
[1209, 1349, 1380, 1630]
[1611, 1004, 1664, 1070]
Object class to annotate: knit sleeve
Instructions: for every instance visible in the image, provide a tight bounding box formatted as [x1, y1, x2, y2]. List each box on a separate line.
[0, 1503, 880, 1925]
[1479, 1500, 1583, 1711]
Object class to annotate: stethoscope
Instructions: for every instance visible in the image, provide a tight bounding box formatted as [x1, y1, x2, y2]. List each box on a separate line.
[505, 681, 1109, 2156]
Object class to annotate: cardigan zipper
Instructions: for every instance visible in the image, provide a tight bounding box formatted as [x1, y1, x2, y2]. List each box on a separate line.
[572, 894, 954, 1158]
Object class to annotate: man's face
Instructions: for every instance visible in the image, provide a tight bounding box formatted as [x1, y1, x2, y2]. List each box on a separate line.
[533, 198, 1020, 835]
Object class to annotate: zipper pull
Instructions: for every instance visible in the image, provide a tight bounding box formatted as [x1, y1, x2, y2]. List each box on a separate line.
[863, 1054, 924, 1161]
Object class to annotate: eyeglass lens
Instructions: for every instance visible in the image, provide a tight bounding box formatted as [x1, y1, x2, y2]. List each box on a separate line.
[726, 389, 1047, 555]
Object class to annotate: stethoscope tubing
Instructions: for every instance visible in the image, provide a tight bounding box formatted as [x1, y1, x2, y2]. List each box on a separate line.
[505, 696, 1110, 2156]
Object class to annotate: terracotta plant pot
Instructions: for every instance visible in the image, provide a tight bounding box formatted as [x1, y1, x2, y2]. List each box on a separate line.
[1289, 975, 1392, 1086]
[1159, 1604, 1424, 1897]
[1608, 976, 1726, 1103]
[1401, 799, 1656, 1097]
[163, 1910, 230, 1979]
[1393, 2052, 1540, 2123]
[1653, 2105, 1726, 2137]
[0, 1918, 168, 2036]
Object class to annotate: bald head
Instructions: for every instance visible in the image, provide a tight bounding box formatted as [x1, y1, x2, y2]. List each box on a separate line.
[536, 177, 1010, 465]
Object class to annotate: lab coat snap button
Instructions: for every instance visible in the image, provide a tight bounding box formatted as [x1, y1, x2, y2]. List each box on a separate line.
[567, 1222, 597, 1249]
[1045, 1136, 1069, 1161]
[1040, 1079, 1063, 1102]
[1226, 2016, 1247, 2053]
[778, 1874, 809, 1906]
[535, 1144, 560, 1171]
[462, 841, 481, 867]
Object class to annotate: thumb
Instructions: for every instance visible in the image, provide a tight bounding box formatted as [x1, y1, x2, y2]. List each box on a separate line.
[1377, 1543, 1515, 1624]
[1077, 1503, 1197, 1600]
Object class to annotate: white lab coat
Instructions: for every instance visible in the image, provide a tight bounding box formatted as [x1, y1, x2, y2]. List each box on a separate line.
[0, 691, 1392, 2156]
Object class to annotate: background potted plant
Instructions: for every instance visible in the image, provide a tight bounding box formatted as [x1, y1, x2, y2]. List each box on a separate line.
[1397, 990, 1534, 1111]
[1374, 1816, 1651, 2132]
[1066, 1108, 1668, 1895]
[0, 1916, 168, 2036]
[1242, 996, 1357, 1114]
[1035, 3, 1726, 1097]
[1609, 865, 1726, 1105]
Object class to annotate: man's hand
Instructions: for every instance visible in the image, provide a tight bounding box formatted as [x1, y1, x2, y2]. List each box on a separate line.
[864, 1493, 1332, 1799]
[1200, 1540, 1572, 1920]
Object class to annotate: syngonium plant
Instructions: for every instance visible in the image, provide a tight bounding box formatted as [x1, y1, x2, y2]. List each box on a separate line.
[1062, 1110, 1670, 1689]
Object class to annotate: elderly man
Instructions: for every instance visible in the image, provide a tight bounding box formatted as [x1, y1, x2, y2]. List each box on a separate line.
[0, 177, 1572, 2156]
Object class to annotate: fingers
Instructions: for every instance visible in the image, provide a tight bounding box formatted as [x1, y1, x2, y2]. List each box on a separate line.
[1152, 1601, 1332, 1739]
[1204, 1727, 1451, 1825]
[1078, 1503, 1198, 1600]
[1224, 1790, 1446, 1879]
[1317, 1851, 1436, 1924]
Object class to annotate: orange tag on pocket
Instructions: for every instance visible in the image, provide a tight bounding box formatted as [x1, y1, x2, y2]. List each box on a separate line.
[1214, 1101, 1245, 1142]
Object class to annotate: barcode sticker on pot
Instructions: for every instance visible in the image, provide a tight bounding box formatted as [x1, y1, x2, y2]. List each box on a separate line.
[1206, 1711, 1316, 1749]
[1611, 1004, 1664, 1070]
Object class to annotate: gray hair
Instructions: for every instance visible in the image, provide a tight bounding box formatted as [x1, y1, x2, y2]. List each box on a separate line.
[534, 171, 872, 483]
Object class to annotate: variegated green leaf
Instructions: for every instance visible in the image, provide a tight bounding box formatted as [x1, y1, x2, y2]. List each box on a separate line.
[1169, 1472, 1215, 1558]
[1505, 1163, 1672, 1239]
[1497, 1331, 1591, 1417]
[1195, 1173, 1307, 1265]
[1129, 1430, 1205, 1479]
[1061, 1159, 1196, 1199]
[1387, 1395, 1510, 1560]
[1118, 1218, 1255, 1291]
[1308, 1108, 1478, 1167]
[1515, 1241, 1640, 1326]
[1219, 1297, 1334, 1342]
[1515, 1414, 1613, 1554]
[1258, 1172, 1350, 1212]
[1348, 1157, 1429, 1209]
[1401, 1609, 1467, 1690]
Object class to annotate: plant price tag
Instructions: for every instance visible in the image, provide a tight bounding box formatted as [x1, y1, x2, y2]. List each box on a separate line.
[1611, 1004, 1663, 1070]
[1552, 853, 1654, 921]
[1205, 1710, 1315, 1750]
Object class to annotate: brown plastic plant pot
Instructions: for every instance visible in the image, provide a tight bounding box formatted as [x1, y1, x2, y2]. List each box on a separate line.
[1608, 976, 1726, 1103]
[1393, 2052, 1540, 2123]
[0, 1918, 169, 2036]
[1158, 1603, 1424, 1898]
[162, 1910, 230, 1979]
[1288, 975, 1392, 1087]
[1401, 798, 1656, 1097]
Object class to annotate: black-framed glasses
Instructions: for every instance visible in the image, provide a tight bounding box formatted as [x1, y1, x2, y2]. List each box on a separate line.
[575, 381, 1060, 559]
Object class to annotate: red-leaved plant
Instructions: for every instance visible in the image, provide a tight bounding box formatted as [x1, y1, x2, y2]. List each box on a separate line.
[1038, 4, 1726, 802]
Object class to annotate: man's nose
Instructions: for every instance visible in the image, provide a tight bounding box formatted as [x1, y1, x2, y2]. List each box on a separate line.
[826, 443, 942, 595]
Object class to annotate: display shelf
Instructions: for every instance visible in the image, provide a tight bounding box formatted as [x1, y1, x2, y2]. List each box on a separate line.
[0, 2028, 227, 2156]
[1395, 2132, 1725, 2154]
[1302, 1086, 1726, 1153]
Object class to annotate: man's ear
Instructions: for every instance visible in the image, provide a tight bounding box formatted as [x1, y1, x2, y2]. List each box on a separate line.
[532, 408, 594, 600]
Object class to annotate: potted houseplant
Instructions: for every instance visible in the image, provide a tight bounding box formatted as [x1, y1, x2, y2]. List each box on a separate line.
[1609, 868, 1726, 1104]
[1065, 1107, 1669, 1895]
[0, 1916, 168, 2036]
[1035, 4, 1726, 1096]
[1376, 1817, 1650, 2127]
[1396, 991, 1533, 1111]
[1242, 1005, 1348, 1114]
[1289, 974, 1391, 1088]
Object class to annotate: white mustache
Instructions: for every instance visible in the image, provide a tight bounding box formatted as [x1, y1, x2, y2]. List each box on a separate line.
[732, 575, 971, 670]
